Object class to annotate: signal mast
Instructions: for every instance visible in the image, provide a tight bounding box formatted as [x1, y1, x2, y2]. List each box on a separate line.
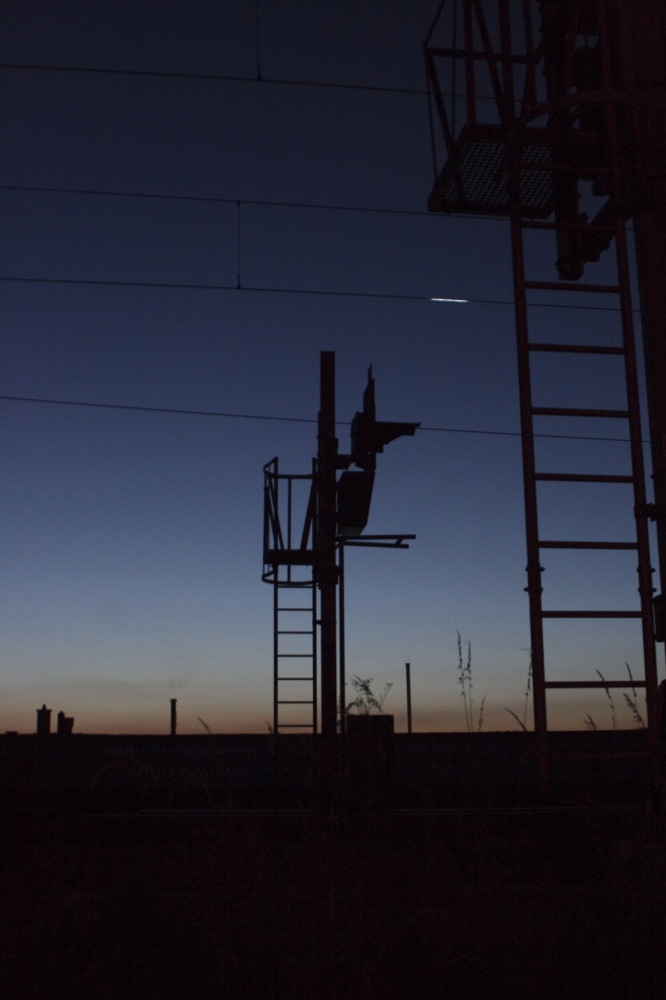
[263, 352, 419, 739]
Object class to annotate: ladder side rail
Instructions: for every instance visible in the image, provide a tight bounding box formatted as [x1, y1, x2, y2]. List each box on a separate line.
[508, 150, 549, 793]
[312, 572, 318, 734]
[597, 0, 660, 756]
[311, 457, 318, 735]
[287, 477, 292, 583]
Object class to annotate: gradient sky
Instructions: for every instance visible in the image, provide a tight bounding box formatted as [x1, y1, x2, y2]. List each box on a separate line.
[1, 0, 663, 734]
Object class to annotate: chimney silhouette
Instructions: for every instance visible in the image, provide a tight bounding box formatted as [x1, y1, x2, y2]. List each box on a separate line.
[170, 699, 177, 736]
[36, 704, 51, 736]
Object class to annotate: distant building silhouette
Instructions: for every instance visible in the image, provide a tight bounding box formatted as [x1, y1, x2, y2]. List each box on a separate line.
[36, 704, 51, 736]
[57, 711, 74, 736]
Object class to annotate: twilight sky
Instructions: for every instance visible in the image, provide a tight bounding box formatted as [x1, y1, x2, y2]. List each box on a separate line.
[1, 0, 662, 734]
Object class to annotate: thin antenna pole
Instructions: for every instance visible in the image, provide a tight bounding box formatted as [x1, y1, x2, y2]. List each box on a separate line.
[236, 202, 241, 289]
[451, 0, 458, 139]
[425, 53, 438, 181]
[405, 663, 412, 734]
[339, 542, 346, 733]
[254, 0, 262, 80]
[170, 698, 177, 736]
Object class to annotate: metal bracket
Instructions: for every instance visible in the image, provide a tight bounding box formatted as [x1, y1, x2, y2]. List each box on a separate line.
[635, 502, 663, 521]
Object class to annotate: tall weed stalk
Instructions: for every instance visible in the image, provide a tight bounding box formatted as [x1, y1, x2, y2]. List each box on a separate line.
[596, 670, 618, 730]
[456, 632, 485, 732]
[623, 663, 646, 728]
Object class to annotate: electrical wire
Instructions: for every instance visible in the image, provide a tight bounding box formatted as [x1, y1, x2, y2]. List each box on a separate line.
[0, 183, 480, 221]
[0, 182, 637, 232]
[0, 394, 643, 445]
[0, 60, 499, 102]
[0, 180, 634, 241]
[0, 275, 632, 313]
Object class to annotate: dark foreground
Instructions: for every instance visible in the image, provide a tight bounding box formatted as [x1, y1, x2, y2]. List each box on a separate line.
[2, 732, 665, 998]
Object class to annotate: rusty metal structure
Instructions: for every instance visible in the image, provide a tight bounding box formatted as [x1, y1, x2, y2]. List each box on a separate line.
[425, 0, 666, 789]
[263, 352, 418, 738]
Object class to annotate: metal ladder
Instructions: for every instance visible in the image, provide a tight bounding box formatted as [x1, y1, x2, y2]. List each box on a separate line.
[509, 159, 660, 790]
[273, 578, 317, 735]
[263, 458, 318, 735]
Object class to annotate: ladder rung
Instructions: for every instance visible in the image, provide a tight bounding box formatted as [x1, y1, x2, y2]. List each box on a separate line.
[277, 700, 314, 705]
[539, 540, 638, 550]
[535, 473, 633, 483]
[544, 680, 646, 689]
[528, 342, 625, 355]
[277, 607, 312, 612]
[522, 219, 616, 233]
[278, 677, 313, 681]
[542, 610, 643, 618]
[532, 407, 629, 419]
[277, 724, 314, 729]
[277, 630, 312, 634]
[519, 161, 612, 176]
[525, 280, 620, 294]
[277, 654, 312, 658]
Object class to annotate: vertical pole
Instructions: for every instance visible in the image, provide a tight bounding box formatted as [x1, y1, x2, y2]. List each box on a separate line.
[634, 210, 666, 644]
[624, 0, 666, 654]
[508, 181, 549, 795]
[317, 352, 339, 809]
[170, 699, 177, 737]
[405, 663, 412, 734]
[287, 477, 292, 584]
[597, 0, 661, 786]
[273, 573, 279, 738]
[339, 541, 346, 734]
[614, 215, 661, 775]
[317, 351, 338, 739]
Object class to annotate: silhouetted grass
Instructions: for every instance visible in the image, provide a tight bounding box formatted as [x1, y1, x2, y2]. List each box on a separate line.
[346, 675, 393, 715]
[456, 632, 485, 732]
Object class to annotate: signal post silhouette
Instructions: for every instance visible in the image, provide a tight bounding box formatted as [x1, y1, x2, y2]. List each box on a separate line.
[263, 351, 419, 804]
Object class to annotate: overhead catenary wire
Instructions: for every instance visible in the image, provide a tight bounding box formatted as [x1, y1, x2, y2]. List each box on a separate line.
[0, 60, 501, 102]
[0, 183, 505, 222]
[0, 275, 634, 313]
[0, 394, 645, 445]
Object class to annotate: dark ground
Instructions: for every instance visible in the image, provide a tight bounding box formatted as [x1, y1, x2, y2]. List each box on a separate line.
[2, 732, 665, 998]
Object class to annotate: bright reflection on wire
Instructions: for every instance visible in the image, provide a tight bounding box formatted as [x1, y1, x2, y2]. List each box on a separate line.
[431, 297, 468, 303]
